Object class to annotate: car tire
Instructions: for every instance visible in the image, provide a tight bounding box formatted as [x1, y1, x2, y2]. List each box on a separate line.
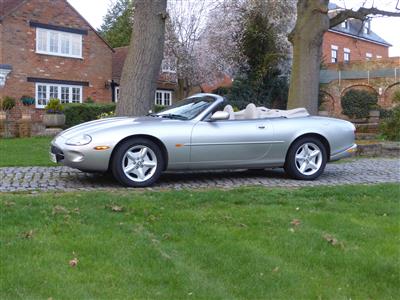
[284, 137, 327, 180]
[111, 138, 164, 187]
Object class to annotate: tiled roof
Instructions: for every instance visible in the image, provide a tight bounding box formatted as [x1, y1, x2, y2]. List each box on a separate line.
[112, 46, 129, 82]
[328, 3, 392, 47]
[112, 46, 177, 88]
[0, 0, 25, 19]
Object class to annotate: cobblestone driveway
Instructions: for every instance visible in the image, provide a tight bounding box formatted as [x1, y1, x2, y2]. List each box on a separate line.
[0, 158, 399, 192]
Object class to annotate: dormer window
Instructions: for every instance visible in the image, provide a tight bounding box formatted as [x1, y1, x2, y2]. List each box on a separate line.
[363, 20, 371, 34]
[30, 22, 87, 59]
[36, 28, 82, 58]
[341, 20, 348, 29]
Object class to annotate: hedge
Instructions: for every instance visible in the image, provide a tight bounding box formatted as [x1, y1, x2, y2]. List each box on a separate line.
[64, 103, 116, 128]
[341, 89, 378, 119]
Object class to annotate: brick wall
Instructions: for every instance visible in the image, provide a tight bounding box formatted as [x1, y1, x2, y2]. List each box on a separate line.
[0, 0, 113, 104]
[322, 31, 389, 64]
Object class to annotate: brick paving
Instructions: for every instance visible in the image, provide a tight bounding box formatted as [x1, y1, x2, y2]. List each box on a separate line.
[0, 158, 399, 192]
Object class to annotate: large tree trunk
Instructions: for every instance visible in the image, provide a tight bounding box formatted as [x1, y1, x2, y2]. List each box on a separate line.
[116, 0, 167, 116]
[287, 0, 330, 115]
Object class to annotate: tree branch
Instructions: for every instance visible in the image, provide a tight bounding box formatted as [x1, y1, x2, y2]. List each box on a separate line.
[330, 7, 400, 28]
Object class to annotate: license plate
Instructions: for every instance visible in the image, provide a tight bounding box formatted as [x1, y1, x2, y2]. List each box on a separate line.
[50, 152, 57, 163]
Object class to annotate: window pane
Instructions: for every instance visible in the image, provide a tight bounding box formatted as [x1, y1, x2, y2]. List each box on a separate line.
[164, 93, 171, 106]
[61, 87, 70, 104]
[50, 86, 58, 99]
[37, 29, 47, 52]
[155, 92, 162, 105]
[72, 87, 81, 103]
[60, 33, 70, 55]
[71, 35, 81, 56]
[49, 31, 59, 53]
[37, 85, 47, 106]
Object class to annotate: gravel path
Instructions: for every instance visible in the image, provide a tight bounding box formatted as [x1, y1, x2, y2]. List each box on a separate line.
[0, 158, 399, 192]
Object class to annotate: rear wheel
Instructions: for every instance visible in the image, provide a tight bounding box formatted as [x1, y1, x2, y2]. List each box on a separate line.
[111, 138, 163, 187]
[284, 137, 327, 180]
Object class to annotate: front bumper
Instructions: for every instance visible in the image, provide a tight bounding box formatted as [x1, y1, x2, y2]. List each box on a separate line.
[50, 136, 112, 172]
[330, 143, 357, 161]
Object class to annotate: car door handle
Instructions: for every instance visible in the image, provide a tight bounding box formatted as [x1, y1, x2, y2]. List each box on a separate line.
[258, 125, 265, 129]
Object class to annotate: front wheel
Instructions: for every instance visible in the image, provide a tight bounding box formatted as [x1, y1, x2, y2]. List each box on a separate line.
[284, 137, 327, 180]
[111, 138, 163, 187]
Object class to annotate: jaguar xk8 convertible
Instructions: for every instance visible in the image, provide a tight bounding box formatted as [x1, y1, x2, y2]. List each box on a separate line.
[50, 93, 357, 187]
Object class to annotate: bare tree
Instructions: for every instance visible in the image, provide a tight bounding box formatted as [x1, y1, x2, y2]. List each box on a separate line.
[166, 0, 219, 98]
[287, 0, 400, 114]
[116, 0, 167, 116]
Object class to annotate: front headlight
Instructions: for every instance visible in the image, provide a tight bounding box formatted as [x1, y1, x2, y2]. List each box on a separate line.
[66, 134, 92, 146]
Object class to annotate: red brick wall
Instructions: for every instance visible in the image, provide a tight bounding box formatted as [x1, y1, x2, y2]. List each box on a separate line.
[0, 0, 113, 104]
[322, 31, 389, 64]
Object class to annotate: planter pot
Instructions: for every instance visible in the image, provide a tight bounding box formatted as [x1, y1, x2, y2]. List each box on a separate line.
[43, 114, 65, 128]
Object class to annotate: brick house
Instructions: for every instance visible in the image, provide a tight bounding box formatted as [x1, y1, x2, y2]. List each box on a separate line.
[323, 3, 392, 64]
[0, 0, 114, 109]
[111, 46, 178, 106]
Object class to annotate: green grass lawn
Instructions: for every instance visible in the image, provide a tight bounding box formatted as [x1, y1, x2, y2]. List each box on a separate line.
[0, 136, 55, 167]
[1, 184, 399, 299]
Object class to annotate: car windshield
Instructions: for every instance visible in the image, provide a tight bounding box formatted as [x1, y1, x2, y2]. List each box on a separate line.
[155, 96, 216, 120]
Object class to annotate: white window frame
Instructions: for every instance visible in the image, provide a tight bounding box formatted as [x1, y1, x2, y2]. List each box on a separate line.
[376, 55, 382, 59]
[341, 20, 348, 29]
[35, 83, 83, 108]
[155, 90, 172, 106]
[363, 20, 371, 34]
[344, 48, 350, 63]
[36, 28, 83, 59]
[114, 86, 120, 102]
[366, 52, 373, 60]
[331, 45, 338, 63]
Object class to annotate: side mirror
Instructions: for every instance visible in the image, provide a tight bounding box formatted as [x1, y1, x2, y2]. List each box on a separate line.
[210, 111, 229, 121]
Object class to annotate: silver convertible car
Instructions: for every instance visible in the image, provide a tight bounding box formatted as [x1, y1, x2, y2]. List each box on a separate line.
[50, 94, 357, 187]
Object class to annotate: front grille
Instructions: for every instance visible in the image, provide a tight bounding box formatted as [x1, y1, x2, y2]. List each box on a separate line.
[51, 145, 64, 162]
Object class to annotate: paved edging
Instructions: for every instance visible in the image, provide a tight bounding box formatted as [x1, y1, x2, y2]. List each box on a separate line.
[0, 158, 399, 192]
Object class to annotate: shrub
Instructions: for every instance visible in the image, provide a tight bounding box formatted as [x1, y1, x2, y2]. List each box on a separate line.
[20, 95, 35, 106]
[1, 96, 16, 111]
[64, 103, 116, 127]
[154, 105, 166, 113]
[84, 97, 95, 104]
[379, 106, 400, 141]
[45, 98, 64, 114]
[97, 111, 116, 119]
[393, 89, 400, 104]
[341, 89, 378, 119]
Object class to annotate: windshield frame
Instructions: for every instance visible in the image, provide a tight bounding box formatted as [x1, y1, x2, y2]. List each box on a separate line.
[155, 94, 224, 121]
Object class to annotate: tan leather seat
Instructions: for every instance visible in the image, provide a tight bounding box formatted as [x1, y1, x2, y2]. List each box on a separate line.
[223, 105, 235, 120]
[243, 103, 258, 119]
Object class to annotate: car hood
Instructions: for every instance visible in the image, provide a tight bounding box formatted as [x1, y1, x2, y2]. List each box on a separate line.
[59, 116, 163, 139]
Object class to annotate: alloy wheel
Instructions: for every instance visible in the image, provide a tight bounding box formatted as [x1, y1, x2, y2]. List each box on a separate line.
[122, 145, 158, 182]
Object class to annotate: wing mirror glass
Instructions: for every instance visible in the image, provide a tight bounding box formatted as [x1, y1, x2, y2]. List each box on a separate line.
[210, 111, 229, 121]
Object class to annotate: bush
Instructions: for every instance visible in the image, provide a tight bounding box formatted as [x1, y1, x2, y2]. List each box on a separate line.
[341, 89, 378, 119]
[45, 98, 64, 114]
[84, 97, 95, 104]
[379, 106, 400, 141]
[1, 96, 16, 111]
[154, 105, 166, 113]
[64, 103, 116, 127]
[393, 89, 400, 104]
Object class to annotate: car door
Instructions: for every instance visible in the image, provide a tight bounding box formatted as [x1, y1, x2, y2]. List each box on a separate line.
[189, 119, 275, 169]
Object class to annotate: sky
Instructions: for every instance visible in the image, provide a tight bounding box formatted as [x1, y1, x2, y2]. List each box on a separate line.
[67, 0, 400, 56]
